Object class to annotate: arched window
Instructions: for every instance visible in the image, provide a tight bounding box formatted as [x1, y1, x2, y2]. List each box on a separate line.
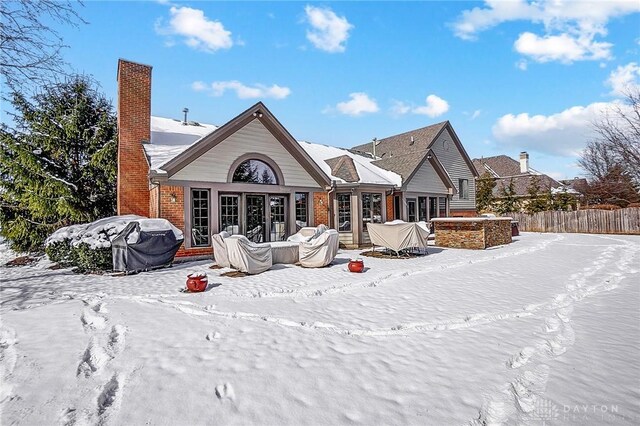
[232, 159, 278, 184]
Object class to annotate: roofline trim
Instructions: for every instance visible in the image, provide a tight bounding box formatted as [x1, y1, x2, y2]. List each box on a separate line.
[160, 102, 331, 187]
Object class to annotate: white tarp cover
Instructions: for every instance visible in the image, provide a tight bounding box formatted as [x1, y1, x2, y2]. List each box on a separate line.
[366, 222, 430, 253]
[287, 224, 329, 243]
[268, 241, 299, 264]
[212, 231, 230, 268]
[225, 235, 273, 274]
[299, 229, 339, 268]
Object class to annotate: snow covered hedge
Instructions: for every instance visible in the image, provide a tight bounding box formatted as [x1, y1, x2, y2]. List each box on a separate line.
[45, 215, 183, 272]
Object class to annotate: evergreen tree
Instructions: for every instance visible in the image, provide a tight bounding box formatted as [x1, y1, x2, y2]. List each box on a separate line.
[0, 76, 117, 251]
[525, 176, 547, 214]
[496, 179, 520, 214]
[552, 190, 577, 211]
[475, 172, 496, 213]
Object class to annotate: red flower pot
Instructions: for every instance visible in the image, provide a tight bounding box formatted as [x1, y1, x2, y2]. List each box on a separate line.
[348, 259, 364, 273]
[186, 273, 208, 292]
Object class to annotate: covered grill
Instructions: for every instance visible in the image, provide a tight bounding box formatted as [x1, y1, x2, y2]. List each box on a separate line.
[112, 219, 184, 273]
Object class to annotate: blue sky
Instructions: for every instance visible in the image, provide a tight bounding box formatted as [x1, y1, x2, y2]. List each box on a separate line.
[53, 1, 640, 179]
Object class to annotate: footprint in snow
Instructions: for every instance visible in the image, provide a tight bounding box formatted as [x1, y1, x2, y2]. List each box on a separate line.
[97, 373, 123, 419]
[215, 383, 235, 402]
[507, 346, 535, 369]
[76, 337, 110, 378]
[206, 332, 221, 341]
[81, 309, 107, 331]
[107, 325, 126, 357]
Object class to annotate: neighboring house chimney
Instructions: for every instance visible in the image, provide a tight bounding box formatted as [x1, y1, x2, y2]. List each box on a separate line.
[519, 151, 529, 174]
[117, 59, 152, 217]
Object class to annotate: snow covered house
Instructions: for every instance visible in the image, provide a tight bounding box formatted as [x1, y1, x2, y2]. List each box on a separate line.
[117, 59, 478, 256]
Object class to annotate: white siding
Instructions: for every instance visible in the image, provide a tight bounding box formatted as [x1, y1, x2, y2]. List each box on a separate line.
[172, 119, 321, 188]
[405, 160, 450, 194]
[430, 129, 476, 210]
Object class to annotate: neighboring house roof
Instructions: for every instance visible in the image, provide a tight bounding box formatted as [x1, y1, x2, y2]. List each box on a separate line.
[299, 142, 402, 186]
[143, 102, 402, 187]
[351, 121, 478, 184]
[494, 175, 563, 197]
[473, 154, 566, 197]
[560, 178, 589, 195]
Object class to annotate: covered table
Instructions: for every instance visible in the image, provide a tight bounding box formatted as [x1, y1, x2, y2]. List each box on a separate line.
[267, 241, 299, 264]
[366, 221, 430, 254]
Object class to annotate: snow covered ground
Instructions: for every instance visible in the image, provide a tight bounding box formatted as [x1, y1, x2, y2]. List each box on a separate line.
[1, 233, 639, 425]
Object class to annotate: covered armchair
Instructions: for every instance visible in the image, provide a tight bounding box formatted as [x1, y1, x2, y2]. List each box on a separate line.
[211, 231, 231, 268]
[225, 235, 273, 274]
[287, 224, 328, 243]
[299, 229, 339, 268]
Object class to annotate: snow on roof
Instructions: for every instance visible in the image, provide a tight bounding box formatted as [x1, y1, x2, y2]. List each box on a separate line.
[144, 116, 401, 186]
[298, 141, 402, 186]
[145, 116, 218, 173]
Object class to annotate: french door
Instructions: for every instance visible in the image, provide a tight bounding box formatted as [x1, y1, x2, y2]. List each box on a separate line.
[245, 195, 266, 242]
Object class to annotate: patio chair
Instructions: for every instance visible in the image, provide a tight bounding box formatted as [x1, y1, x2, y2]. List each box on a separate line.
[287, 224, 329, 243]
[299, 229, 339, 268]
[225, 235, 273, 274]
[211, 231, 231, 268]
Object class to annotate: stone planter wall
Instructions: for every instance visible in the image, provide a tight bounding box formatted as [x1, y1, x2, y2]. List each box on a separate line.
[433, 218, 512, 249]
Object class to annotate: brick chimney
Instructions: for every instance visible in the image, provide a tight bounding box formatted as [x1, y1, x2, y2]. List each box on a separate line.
[117, 59, 152, 216]
[519, 151, 529, 174]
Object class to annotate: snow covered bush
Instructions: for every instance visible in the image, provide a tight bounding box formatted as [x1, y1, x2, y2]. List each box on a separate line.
[45, 215, 184, 272]
[45, 215, 144, 272]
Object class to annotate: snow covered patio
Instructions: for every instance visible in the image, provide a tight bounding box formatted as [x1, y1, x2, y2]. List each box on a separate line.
[1, 233, 639, 425]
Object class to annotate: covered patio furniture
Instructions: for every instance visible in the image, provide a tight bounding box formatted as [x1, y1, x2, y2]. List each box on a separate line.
[225, 235, 273, 274]
[299, 229, 339, 268]
[366, 221, 430, 255]
[112, 219, 184, 273]
[212, 231, 231, 268]
[287, 227, 317, 243]
[268, 241, 300, 264]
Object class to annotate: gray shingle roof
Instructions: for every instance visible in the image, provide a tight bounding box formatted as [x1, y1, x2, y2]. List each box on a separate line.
[351, 121, 448, 181]
[494, 175, 563, 197]
[325, 155, 359, 183]
[472, 155, 522, 177]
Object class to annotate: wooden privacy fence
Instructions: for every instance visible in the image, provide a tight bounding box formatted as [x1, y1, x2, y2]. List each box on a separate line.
[505, 208, 640, 235]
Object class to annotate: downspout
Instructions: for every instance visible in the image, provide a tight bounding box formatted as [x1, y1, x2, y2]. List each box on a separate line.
[326, 181, 336, 228]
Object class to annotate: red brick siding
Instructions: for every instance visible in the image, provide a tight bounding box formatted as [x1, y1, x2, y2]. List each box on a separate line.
[159, 186, 185, 231]
[386, 194, 394, 221]
[313, 192, 330, 226]
[117, 60, 151, 217]
[149, 186, 159, 218]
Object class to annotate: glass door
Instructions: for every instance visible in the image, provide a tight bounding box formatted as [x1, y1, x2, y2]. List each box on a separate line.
[269, 196, 286, 241]
[245, 195, 266, 242]
[407, 198, 417, 222]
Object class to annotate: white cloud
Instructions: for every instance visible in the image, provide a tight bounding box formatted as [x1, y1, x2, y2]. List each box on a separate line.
[332, 93, 379, 116]
[390, 100, 410, 116]
[471, 109, 482, 120]
[413, 95, 450, 118]
[492, 101, 623, 156]
[514, 31, 612, 63]
[516, 59, 528, 70]
[607, 62, 640, 96]
[453, 0, 640, 63]
[304, 5, 353, 53]
[157, 6, 233, 53]
[193, 80, 291, 100]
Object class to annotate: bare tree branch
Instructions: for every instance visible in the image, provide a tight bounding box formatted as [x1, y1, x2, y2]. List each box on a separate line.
[0, 0, 85, 92]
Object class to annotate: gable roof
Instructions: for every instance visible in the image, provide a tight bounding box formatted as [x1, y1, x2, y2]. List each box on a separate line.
[325, 155, 359, 183]
[494, 175, 564, 197]
[158, 102, 331, 187]
[351, 121, 478, 183]
[143, 104, 401, 187]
